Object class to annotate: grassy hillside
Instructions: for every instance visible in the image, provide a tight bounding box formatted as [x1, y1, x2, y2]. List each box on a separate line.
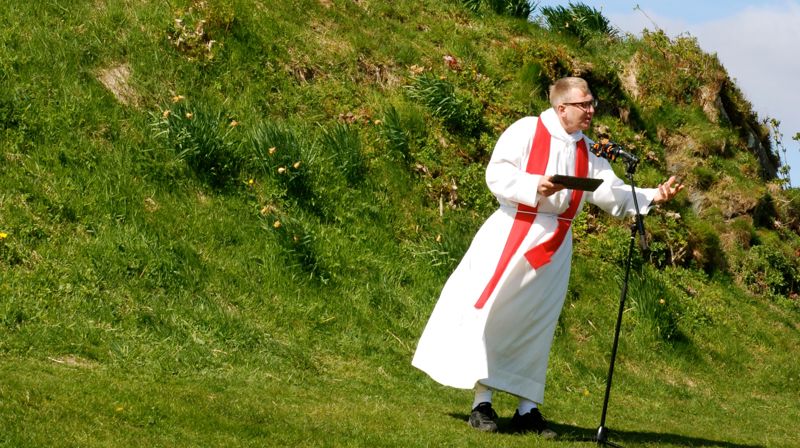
[1, 1, 799, 446]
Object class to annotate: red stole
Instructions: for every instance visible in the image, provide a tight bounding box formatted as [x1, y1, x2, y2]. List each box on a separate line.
[474, 119, 588, 309]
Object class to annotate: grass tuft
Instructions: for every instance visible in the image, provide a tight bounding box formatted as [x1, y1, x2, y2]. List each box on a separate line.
[152, 97, 242, 190]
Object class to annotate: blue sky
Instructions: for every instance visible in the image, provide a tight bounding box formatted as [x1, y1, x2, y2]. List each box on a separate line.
[532, 0, 800, 187]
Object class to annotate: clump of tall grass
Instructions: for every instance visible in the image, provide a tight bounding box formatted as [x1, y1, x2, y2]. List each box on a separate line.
[381, 103, 430, 166]
[405, 72, 484, 136]
[626, 269, 682, 341]
[538, 2, 619, 44]
[381, 105, 412, 164]
[735, 242, 799, 306]
[461, 0, 535, 19]
[248, 121, 316, 208]
[487, 0, 535, 19]
[460, 0, 484, 14]
[151, 97, 243, 189]
[261, 210, 327, 282]
[684, 214, 724, 273]
[319, 123, 366, 187]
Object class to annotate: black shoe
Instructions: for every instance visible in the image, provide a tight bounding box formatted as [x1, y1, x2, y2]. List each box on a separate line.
[468, 402, 498, 432]
[511, 408, 557, 438]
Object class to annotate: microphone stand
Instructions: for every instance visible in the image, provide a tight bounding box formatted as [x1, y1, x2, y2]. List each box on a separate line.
[595, 158, 646, 447]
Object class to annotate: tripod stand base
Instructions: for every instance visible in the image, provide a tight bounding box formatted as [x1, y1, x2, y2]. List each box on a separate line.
[596, 426, 623, 447]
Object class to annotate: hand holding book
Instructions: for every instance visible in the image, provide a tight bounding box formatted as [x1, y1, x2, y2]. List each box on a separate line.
[550, 175, 603, 192]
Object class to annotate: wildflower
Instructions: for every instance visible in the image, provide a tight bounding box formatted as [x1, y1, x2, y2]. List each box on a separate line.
[268, 147, 277, 155]
[185, 112, 193, 119]
[162, 109, 171, 118]
[659, 299, 666, 305]
[229, 120, 239, 127]
[0, 232, 8, 240]
[373, 119, 382, 125]
[292, 161, 301, 169]
[339, 112, 356, 123]
[247, 178, 255, 186]
[583, 388, 590, 397]
[277, 167, 286, 174]
[273, 220, 281, 229]
[443, 54, 461, 70]
[144, 198, 158, 212]
[172, 95, 185, 103]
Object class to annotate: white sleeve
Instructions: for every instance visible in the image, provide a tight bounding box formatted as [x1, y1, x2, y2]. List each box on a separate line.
[586, 154, 658, 218]
[485, 117, 543, 208]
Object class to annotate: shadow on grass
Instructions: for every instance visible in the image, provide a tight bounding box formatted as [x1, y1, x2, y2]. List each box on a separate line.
[449, 413, 764, 447]
[549, 422, 765, 448]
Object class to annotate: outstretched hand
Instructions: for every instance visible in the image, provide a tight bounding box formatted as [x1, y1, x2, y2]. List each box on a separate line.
[653, 176, 684, 204]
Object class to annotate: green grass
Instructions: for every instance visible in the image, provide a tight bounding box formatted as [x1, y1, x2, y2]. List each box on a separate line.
[1, 0, 799, 446]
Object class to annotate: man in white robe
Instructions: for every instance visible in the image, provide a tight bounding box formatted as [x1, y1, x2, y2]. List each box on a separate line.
[412, 77, 683, 436]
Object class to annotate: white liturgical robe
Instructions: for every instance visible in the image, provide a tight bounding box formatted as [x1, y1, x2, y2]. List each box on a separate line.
[412, 108, 659, 403]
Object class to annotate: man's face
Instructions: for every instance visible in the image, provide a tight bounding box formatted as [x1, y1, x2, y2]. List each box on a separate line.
[556, 88, 595, 134]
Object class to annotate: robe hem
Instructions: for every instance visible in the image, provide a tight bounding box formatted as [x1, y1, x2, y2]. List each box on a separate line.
[482, 370, 547, 404]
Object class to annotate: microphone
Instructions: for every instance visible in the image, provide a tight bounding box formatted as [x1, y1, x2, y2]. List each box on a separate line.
[590, 138, 639, 164]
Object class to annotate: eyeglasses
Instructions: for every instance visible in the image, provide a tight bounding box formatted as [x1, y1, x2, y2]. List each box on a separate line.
[562, 99, 598, 111]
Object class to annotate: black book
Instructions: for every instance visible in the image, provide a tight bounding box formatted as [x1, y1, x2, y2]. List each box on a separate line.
[550, 174, 603, 192]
